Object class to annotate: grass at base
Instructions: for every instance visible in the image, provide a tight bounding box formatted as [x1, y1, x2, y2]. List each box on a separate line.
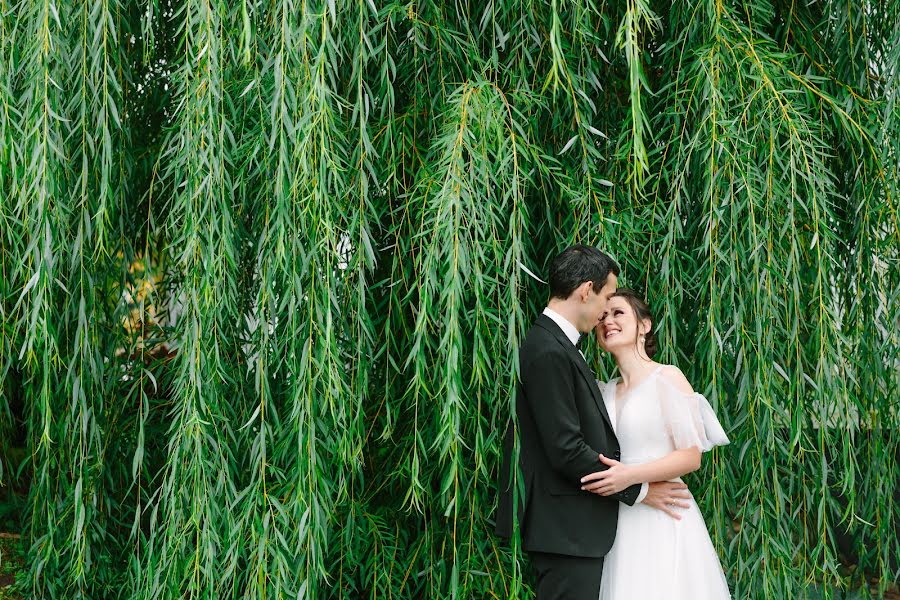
[0, 534, 23, 600]
[0, 535, 894, 600]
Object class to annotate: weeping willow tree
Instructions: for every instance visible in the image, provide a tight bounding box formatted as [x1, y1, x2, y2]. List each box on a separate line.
[1, 0, 898, 598]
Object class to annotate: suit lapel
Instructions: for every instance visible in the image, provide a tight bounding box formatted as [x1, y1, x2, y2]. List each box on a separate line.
[535, 315, 615, 433]
[599, 380, 617, 434]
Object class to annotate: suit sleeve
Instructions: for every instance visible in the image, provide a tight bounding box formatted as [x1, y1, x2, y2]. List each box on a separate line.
[523, 350, 644, 505]
[521, 350, 607, 482]
[614, 482, 643, 506]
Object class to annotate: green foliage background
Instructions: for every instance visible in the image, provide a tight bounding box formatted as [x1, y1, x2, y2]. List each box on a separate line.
[1, 0, 898, 598]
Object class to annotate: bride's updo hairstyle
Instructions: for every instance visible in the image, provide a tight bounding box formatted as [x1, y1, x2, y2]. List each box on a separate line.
[609, 288, 658, 359]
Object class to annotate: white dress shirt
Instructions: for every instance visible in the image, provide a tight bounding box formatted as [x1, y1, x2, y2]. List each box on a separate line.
[542, 307, 649, 504]
[542, 307, 580, 345]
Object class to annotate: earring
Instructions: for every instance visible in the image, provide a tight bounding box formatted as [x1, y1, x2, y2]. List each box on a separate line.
[639, 335, 646, 344]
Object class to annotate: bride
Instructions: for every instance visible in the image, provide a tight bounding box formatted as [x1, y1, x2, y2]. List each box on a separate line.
[579, 288, 731, 599]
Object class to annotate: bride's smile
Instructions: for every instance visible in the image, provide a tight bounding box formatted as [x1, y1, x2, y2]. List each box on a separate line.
[596, 296, 650, 355]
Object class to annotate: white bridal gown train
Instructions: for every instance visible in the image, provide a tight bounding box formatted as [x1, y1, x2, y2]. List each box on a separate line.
[598, 365, 731, 600]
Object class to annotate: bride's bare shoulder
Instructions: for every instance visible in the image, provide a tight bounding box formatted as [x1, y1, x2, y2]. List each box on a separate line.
[659, 364, 694, 395]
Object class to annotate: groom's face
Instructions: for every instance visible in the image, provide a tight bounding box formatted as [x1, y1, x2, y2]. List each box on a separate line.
[583, 273, 618, 331]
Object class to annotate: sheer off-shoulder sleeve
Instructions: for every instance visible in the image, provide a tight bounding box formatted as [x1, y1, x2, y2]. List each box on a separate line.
[656, 371, 729, 451]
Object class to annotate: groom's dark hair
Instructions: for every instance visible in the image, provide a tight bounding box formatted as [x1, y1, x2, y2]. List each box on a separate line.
[548, 245, 619, 300]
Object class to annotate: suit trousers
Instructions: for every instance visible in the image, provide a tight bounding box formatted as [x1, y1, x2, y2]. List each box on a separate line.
[528, 551, 605, 600]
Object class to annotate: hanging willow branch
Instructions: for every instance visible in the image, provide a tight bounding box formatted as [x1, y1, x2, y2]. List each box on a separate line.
[14, 1, 72, 596]
[137, 0, 242, 597]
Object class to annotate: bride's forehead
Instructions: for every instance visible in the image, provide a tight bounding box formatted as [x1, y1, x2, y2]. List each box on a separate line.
[607, 296, 631, 310]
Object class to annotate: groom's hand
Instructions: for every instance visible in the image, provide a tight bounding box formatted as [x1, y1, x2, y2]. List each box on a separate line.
[642, 481, 691, 520]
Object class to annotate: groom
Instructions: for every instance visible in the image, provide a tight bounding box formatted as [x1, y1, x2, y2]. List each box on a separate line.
[496, 245, 691, 599]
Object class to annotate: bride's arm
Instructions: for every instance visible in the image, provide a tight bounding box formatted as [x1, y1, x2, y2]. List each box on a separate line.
[579, 447, 700, 496]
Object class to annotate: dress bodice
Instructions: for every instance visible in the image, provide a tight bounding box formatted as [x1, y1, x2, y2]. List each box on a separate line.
[599, 365, 729, 465]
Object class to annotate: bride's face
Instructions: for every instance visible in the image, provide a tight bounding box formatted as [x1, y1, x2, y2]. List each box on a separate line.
[595, 296, 646, 353]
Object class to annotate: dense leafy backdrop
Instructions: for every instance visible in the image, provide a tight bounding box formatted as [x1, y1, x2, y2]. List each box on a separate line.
[1, 0, 898, 598]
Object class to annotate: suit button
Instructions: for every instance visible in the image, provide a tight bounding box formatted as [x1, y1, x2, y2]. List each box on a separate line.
[613, 451, 621, 459]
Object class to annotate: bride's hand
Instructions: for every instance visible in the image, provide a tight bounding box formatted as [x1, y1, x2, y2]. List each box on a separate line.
[580, 454, 637, 495]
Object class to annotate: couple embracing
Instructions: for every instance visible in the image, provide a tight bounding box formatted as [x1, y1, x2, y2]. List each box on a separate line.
[496, 245, 731, 599]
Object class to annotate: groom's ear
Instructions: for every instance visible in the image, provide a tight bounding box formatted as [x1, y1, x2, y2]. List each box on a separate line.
[576, 280, 594, 302]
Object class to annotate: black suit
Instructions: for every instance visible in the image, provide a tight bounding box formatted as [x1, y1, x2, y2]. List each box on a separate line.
[496, 314, 642, 599]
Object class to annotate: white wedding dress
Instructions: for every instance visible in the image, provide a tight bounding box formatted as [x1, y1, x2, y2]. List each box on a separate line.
[598, 365, 731, 599]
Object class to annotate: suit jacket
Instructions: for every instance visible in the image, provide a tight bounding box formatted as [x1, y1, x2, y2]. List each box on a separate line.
[495, 314, 642, 557]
